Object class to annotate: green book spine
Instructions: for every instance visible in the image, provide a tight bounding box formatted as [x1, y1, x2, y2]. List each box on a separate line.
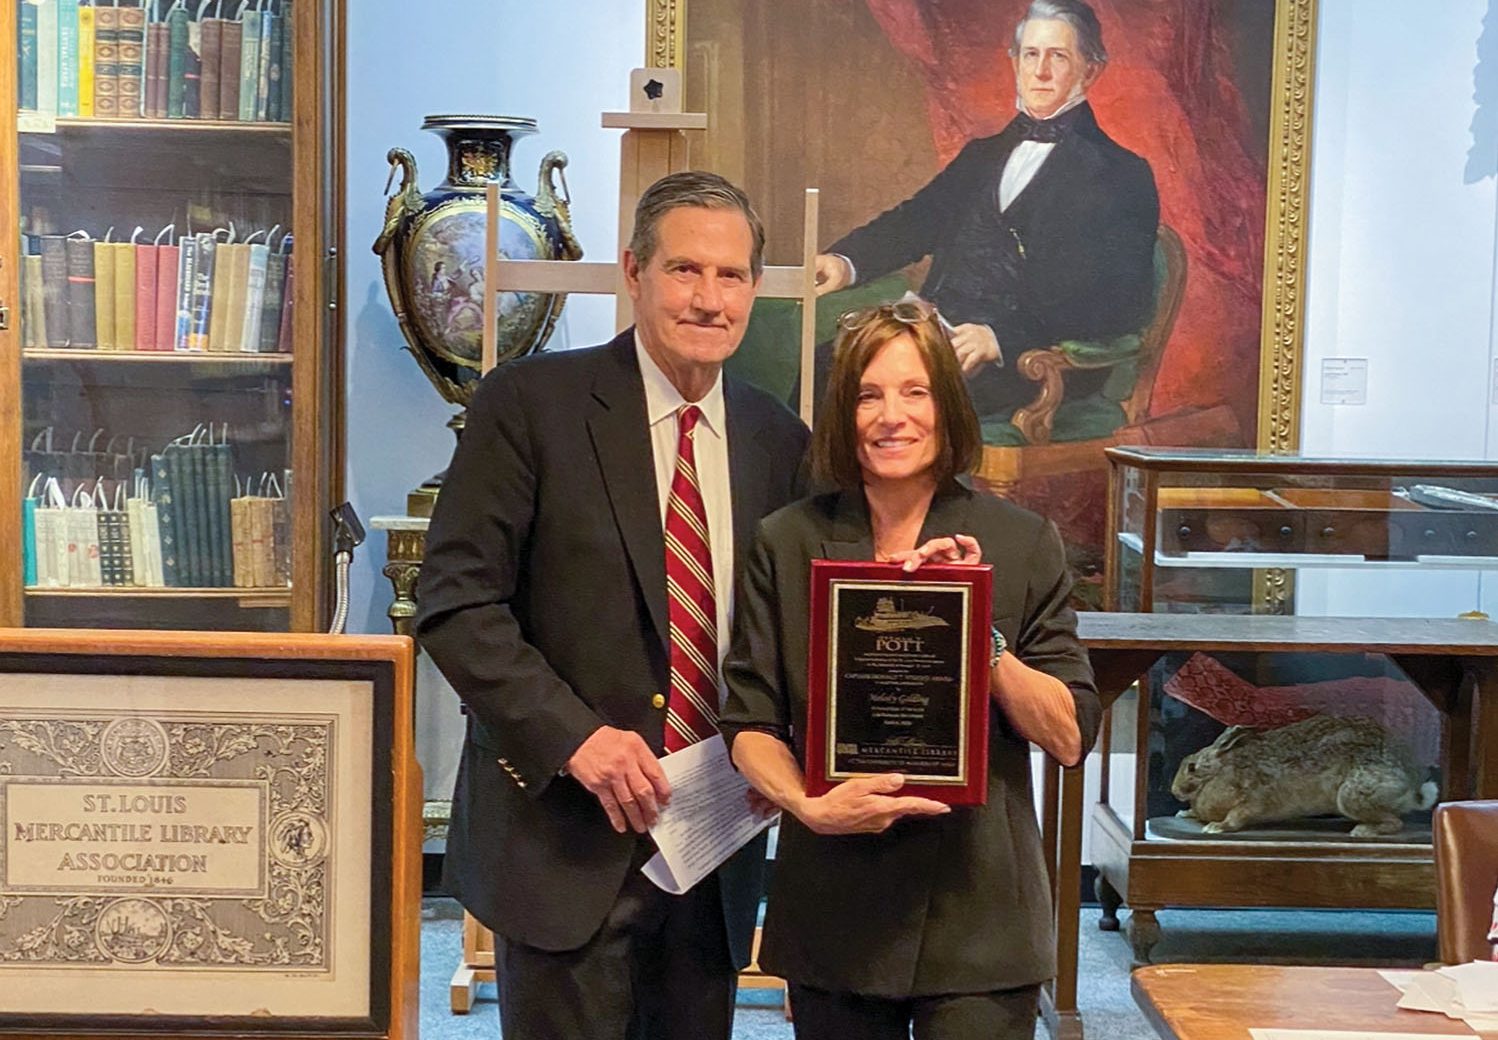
[19, 2, 39, 111]
[187, 444, 213, 586]
[166, 5, 187, 116]
[237, 10, 258, 121]
[165, 446, 199, 585]
[264, 9, 281, 121]
[204, 442, 230, 586]
[254, 8, 271, 120]
[56, 0, 79, 116]
[276, 0, 290, 120]
[22, 497, 38, 587]
[150, 453, 180, 586]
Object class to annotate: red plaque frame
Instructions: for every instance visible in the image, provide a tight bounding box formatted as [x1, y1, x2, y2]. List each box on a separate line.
[805, 560, 992, 806]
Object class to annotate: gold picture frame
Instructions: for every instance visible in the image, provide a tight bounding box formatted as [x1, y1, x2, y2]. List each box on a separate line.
[645, 0, 1315, 455]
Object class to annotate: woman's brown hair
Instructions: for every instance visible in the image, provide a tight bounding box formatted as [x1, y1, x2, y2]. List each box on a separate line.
[810, 300, 983, 490]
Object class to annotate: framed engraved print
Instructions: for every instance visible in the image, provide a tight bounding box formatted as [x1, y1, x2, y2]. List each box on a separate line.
[0, 630, 420, 1040]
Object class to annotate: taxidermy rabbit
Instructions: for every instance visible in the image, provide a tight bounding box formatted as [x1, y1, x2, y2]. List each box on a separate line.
[1170, 715, 1438, 837]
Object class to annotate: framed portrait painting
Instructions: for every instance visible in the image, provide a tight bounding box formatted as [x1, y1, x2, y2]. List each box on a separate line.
[648, 0, 1314, 590]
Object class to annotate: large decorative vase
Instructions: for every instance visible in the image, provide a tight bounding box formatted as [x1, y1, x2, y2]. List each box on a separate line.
[373, 114, 582, 512]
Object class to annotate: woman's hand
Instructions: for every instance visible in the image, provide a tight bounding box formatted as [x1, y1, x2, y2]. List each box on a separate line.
[796, 773, 951, 835]
[883, 534, 982, 572]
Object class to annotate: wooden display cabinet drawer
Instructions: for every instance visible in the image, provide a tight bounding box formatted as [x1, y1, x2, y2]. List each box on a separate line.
[1271, 488, 1423, 558]
[1156, 488, 1301, 555]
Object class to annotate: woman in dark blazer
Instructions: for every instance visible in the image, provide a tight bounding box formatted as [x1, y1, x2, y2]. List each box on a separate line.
[719, 298, 1101, 1040]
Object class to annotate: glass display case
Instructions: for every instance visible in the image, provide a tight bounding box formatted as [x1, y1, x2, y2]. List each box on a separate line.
[0, 0, 338, 630]
[1091, 448, 1498, 962]
[1105, 446, 1498, 615]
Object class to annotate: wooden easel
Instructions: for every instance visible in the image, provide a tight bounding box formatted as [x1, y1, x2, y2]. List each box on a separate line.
[450, 83, 819, 1017]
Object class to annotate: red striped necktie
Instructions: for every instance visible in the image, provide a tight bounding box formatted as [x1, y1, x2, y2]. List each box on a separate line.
[664, 404, 720, 752]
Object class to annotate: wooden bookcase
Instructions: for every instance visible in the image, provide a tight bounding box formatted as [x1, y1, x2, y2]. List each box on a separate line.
[0, 0, 341, 632]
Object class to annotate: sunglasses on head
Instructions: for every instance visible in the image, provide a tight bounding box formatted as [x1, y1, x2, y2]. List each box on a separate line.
[835, 296, 942, 332]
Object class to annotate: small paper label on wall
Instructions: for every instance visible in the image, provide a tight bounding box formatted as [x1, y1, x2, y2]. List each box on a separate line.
[1320, 358, 1369, 405]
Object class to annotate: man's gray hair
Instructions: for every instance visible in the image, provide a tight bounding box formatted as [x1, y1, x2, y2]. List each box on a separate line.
[628, 170, 766, 277]
[1010, 0, 1107, 66]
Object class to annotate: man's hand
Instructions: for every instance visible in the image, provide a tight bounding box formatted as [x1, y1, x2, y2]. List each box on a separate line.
[565, 726, 672, 834]
[797, 773, 950, 835]
[882, 534, 982, 573]
[813, 253, 853, 296]
[950, 323, 1002, 375]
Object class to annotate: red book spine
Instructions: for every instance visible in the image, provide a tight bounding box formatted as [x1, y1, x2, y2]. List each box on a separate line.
[154, 244, 179, 350]
[134, 244, 158, 350]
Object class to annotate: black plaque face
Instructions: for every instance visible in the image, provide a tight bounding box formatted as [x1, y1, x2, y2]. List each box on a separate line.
[827, 581, 970, 783]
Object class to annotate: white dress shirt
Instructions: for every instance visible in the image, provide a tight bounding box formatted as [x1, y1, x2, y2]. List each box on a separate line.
[999, 92, 1088, 212]
[636, 339, 735, 703]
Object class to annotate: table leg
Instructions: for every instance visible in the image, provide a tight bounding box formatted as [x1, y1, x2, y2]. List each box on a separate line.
[1096, 874, 1123, 932]
[1128, 906, 1162, 966]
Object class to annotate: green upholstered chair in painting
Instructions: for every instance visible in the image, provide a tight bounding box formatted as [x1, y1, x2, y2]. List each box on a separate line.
[724, 225, 1187, 498]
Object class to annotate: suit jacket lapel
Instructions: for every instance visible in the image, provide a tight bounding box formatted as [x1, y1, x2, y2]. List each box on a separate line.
[724, 379, 773, 575]
[821, 490, 875, 561]
[587, 332, 669, 649]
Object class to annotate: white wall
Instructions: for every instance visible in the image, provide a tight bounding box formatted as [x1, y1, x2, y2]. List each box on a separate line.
[343, 0, 643, 637]
[1297, 0, 1498, 618]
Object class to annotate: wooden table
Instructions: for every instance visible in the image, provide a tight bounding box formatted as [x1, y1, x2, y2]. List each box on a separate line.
[1036, 614, 1498, 1040]
[1131, 963, 1493, 1038]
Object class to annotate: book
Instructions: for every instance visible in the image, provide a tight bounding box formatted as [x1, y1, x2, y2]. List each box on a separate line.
[63, 233, 97, 349]
[22, 254, 47, 348]
[39, 235, 69, 348]
[154, 235, 179, 350]
[20, 1, 40, 111]
[93, 239, 115, 349]
[116, 3, 145, 118]
[270, 489, 289, 586]
[199, 15, 222, 119]
[229, 493, 248, 586]
[22, 478, 39, 587]
[218, 15, 241, 121]
[149, 453, 180, 585]
[98, 503, 127, 586]
[65, 489, 103, 587]
[173, 233, 197, 348]
[248, 494, 271, 586]
[57, 0, 80, 116]
[275, 251, 293, 352]
[33, 480, 71, 587]
[258, 245, 286, 351]
[113, 239, 136, 349]
[276, 0, 290, 118]
[165, 2, 187, 116]
[208, 435, 233, 585]
[189, 232, 215, 350]
[208, 238, 239, 350]
[134, 240, 157, 349]
[145, 22, 167, 117]
[165, 444, 198, 585]
[239, 240, 269, 350]
[254, 7, 272, 120]
[37, 0, 59, 116]
[93, 2, 118, 117]
[237, 5, 259, 121]
[263, 5, 281, 121]
[182, 5, 202, 116]
[78, 1, 95, 116]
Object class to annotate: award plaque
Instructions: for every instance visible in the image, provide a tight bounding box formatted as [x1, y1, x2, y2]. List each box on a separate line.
[806, 560, 993, 806]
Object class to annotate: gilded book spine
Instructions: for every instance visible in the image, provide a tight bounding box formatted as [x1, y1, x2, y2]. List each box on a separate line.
[93, 3, 119, 117]
[116, 3, 145, 118]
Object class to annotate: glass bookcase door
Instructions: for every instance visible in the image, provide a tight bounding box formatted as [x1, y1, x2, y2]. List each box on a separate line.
[9, 0, 314, 631]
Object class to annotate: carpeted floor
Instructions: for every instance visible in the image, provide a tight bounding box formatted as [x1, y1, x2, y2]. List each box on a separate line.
[416, 898, 1437, 1039]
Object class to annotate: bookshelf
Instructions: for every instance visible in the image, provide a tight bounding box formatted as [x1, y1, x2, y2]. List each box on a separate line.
[0, 0, 341, 633]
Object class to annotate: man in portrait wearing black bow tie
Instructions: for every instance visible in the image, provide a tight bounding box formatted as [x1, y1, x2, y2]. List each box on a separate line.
[814, 0, 1159, 417]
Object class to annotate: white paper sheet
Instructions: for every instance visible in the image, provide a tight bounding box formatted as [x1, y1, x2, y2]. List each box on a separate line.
[642, 735, 776, 895]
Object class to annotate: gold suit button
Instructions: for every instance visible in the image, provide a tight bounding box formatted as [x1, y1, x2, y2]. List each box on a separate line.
[651, 694, 666, 709]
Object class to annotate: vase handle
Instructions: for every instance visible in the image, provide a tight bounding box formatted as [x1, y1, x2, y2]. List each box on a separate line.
[536, 150, 584, 261]
[373, 148, 422, 257]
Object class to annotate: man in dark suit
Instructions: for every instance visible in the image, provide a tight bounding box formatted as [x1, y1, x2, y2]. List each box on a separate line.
[415, 172, 809, 1040]
[815, 0, 1160, 416]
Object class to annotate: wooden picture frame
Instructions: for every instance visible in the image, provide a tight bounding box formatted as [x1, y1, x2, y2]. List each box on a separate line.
[646, 0, 1315, 576]
[0, 630, 420, 1040]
